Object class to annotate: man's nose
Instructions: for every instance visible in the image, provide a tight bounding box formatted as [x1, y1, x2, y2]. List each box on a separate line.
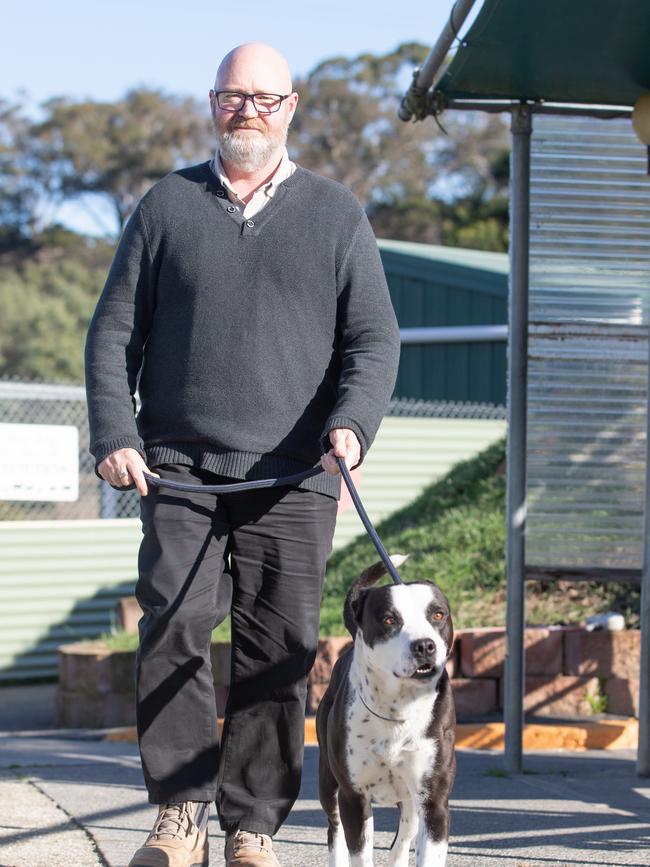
[238, 97, 259, 118]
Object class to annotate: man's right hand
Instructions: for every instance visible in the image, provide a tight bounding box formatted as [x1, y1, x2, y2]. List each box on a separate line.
[97, 448, 159, 496]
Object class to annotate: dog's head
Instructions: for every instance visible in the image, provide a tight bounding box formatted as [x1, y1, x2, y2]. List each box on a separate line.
[344, 557, 453, 684]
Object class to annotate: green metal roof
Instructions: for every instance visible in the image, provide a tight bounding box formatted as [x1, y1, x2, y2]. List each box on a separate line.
[437, 0, 650, 107]
[378, 239, 508, 274]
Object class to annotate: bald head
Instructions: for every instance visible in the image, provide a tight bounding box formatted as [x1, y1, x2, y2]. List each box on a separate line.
[215, 43, 293, 94]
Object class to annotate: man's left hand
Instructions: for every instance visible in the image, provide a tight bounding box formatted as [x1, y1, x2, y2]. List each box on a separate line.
[321, 428, 361, 476]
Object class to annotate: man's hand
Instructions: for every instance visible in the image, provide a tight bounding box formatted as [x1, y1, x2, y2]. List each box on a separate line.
[321, 428, 361, 476]
[97, 447, 159, 496]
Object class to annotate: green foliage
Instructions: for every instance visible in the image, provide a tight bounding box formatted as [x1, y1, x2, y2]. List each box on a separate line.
[290, 42, 510, 252]
[0, 99, 41, 238]
[585, 680, 608, 715]
[0, 233, 112, 381]
[321, 439, 507, 633]
[34, 89, 213, 233]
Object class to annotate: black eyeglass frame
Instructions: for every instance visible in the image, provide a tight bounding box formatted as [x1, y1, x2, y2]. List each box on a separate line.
[212, 91, 292, 114]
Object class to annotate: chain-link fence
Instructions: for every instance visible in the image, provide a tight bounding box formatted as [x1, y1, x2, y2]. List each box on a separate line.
[0, 380, 140, 520]
[0, 378, 505, 521]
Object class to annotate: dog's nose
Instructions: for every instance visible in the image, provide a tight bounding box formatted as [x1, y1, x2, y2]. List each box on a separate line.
[411, 638, 436, 659]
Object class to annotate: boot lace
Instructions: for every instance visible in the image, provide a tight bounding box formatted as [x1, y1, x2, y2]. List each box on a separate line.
[233, 830, 269, 852]
[152, 802, 192, 840]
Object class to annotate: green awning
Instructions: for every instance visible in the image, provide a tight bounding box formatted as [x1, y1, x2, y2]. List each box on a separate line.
[436, 0, 650, 107]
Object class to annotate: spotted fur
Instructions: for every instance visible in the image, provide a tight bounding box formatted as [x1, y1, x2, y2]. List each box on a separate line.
[316, 558, 456, 867]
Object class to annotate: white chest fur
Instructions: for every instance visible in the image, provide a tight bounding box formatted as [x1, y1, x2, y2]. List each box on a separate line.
[344, 670, 438, 807]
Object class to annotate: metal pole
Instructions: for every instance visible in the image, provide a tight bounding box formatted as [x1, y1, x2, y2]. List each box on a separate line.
[400, 325, 508, 345]
[637, 357, 650, 775]
[398, 0, 479, 121]
[504, 104, 532, 774]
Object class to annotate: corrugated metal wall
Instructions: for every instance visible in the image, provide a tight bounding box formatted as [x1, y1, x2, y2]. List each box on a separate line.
[526, 116, 650, 570]
[379, 240, 508, 404]
[0, 519, 141, 681]
[0, 417, 505, 681]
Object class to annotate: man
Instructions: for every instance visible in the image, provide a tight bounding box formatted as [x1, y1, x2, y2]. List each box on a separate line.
[85, 43, 400, 867]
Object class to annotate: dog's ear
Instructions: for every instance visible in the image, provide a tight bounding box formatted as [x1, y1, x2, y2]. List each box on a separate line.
[343, 555, 409, 637]
[351, 590, 368, 624]
[343, 588, 368, 637]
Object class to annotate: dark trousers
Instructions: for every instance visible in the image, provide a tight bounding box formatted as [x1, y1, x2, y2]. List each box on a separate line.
[135, 464, 337, 836]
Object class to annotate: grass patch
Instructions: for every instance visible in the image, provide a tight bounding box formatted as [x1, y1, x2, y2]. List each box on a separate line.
[321, 436, 640, 634]
[322, 439, 507, 633]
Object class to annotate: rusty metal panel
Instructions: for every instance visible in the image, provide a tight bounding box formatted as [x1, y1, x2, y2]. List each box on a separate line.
[526, 116, 650, 570]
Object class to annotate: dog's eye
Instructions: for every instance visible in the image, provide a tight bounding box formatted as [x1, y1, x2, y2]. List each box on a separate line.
[432, 610, 445, 621]
[383, 614, 396, 626]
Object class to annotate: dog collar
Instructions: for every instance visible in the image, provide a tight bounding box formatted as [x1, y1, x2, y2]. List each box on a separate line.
[359, 692, 405, 724]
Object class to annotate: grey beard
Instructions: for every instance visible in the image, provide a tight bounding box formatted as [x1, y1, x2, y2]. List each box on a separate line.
[218, 129, 285, 172]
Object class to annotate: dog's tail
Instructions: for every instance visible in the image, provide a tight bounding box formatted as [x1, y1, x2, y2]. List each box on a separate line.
[343, 554, 408, 637]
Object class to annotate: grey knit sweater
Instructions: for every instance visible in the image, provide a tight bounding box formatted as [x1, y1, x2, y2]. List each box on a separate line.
[85, 161, 400, 498]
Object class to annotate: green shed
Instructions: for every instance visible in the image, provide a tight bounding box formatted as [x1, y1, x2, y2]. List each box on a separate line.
[378, 240, 508, 404]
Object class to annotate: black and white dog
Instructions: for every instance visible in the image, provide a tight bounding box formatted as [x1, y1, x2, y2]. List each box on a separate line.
[317, 557, 456, 866]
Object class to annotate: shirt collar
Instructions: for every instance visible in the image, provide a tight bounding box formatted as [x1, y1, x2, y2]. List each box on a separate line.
[211, 148, 294, 201]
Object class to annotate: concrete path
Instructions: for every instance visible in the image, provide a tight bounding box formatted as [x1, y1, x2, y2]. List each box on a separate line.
[1, 729, 649, 867]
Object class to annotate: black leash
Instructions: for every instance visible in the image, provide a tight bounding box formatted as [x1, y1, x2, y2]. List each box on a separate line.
[143, 465, 323, 494]
[143, 456, 404, 585]
[335, 458, 404, 585]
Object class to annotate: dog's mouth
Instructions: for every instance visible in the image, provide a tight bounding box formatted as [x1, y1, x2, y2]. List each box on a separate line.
[410, 662, 438, 680]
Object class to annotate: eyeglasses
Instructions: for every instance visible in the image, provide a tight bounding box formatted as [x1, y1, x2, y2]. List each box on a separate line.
[213, 91, 290, 114]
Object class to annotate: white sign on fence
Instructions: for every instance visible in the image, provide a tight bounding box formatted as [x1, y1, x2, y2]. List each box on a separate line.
[0, 423, 79, 501]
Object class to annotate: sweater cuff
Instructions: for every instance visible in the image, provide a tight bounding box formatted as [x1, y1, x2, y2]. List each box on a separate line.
[321, 416, 367, 467]
[92, 436, 146, 476]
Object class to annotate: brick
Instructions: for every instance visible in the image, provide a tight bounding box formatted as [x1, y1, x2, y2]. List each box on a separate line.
[450, 678, 498, 719]
[604, 677, 640, 717]
[459, 627, 563, 678]
[309, 637, 353, 684]
[55, 689, 135, 728]
[499, 676, 601, 718]
[564, 630, 640, 680]
[116, 596, 143, 634]
[58, 642, 135, 694]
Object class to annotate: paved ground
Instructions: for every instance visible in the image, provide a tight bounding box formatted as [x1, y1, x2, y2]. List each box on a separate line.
[1, 729, 649, 867]
[1, 685, 649, 866]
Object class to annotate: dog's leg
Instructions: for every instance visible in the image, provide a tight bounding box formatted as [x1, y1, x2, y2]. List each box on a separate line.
[319, 752, 350, 866]
[339, 788, 373, 867]
[414, 803, 449, 867]
[387, 800, 417, 867]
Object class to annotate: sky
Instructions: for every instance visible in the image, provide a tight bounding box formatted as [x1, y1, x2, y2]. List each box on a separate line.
[2, 0, 475, 106]
[2, 0, 479, 233]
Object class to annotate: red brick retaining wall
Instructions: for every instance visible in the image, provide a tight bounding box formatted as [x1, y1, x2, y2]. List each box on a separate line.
[56, 627, 640, 728]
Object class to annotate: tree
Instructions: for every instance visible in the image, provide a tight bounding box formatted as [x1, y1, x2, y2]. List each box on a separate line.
[289, 43, 438, 208]
[0, 99, 41, 245]
[33, 89, 213, 234]
[0, 230, 113, 381]
[289, 44, 510, 250]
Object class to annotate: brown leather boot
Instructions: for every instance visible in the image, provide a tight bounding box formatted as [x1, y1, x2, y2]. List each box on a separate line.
[224, 830, 280, 866]
[128, 801, 209, 866]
